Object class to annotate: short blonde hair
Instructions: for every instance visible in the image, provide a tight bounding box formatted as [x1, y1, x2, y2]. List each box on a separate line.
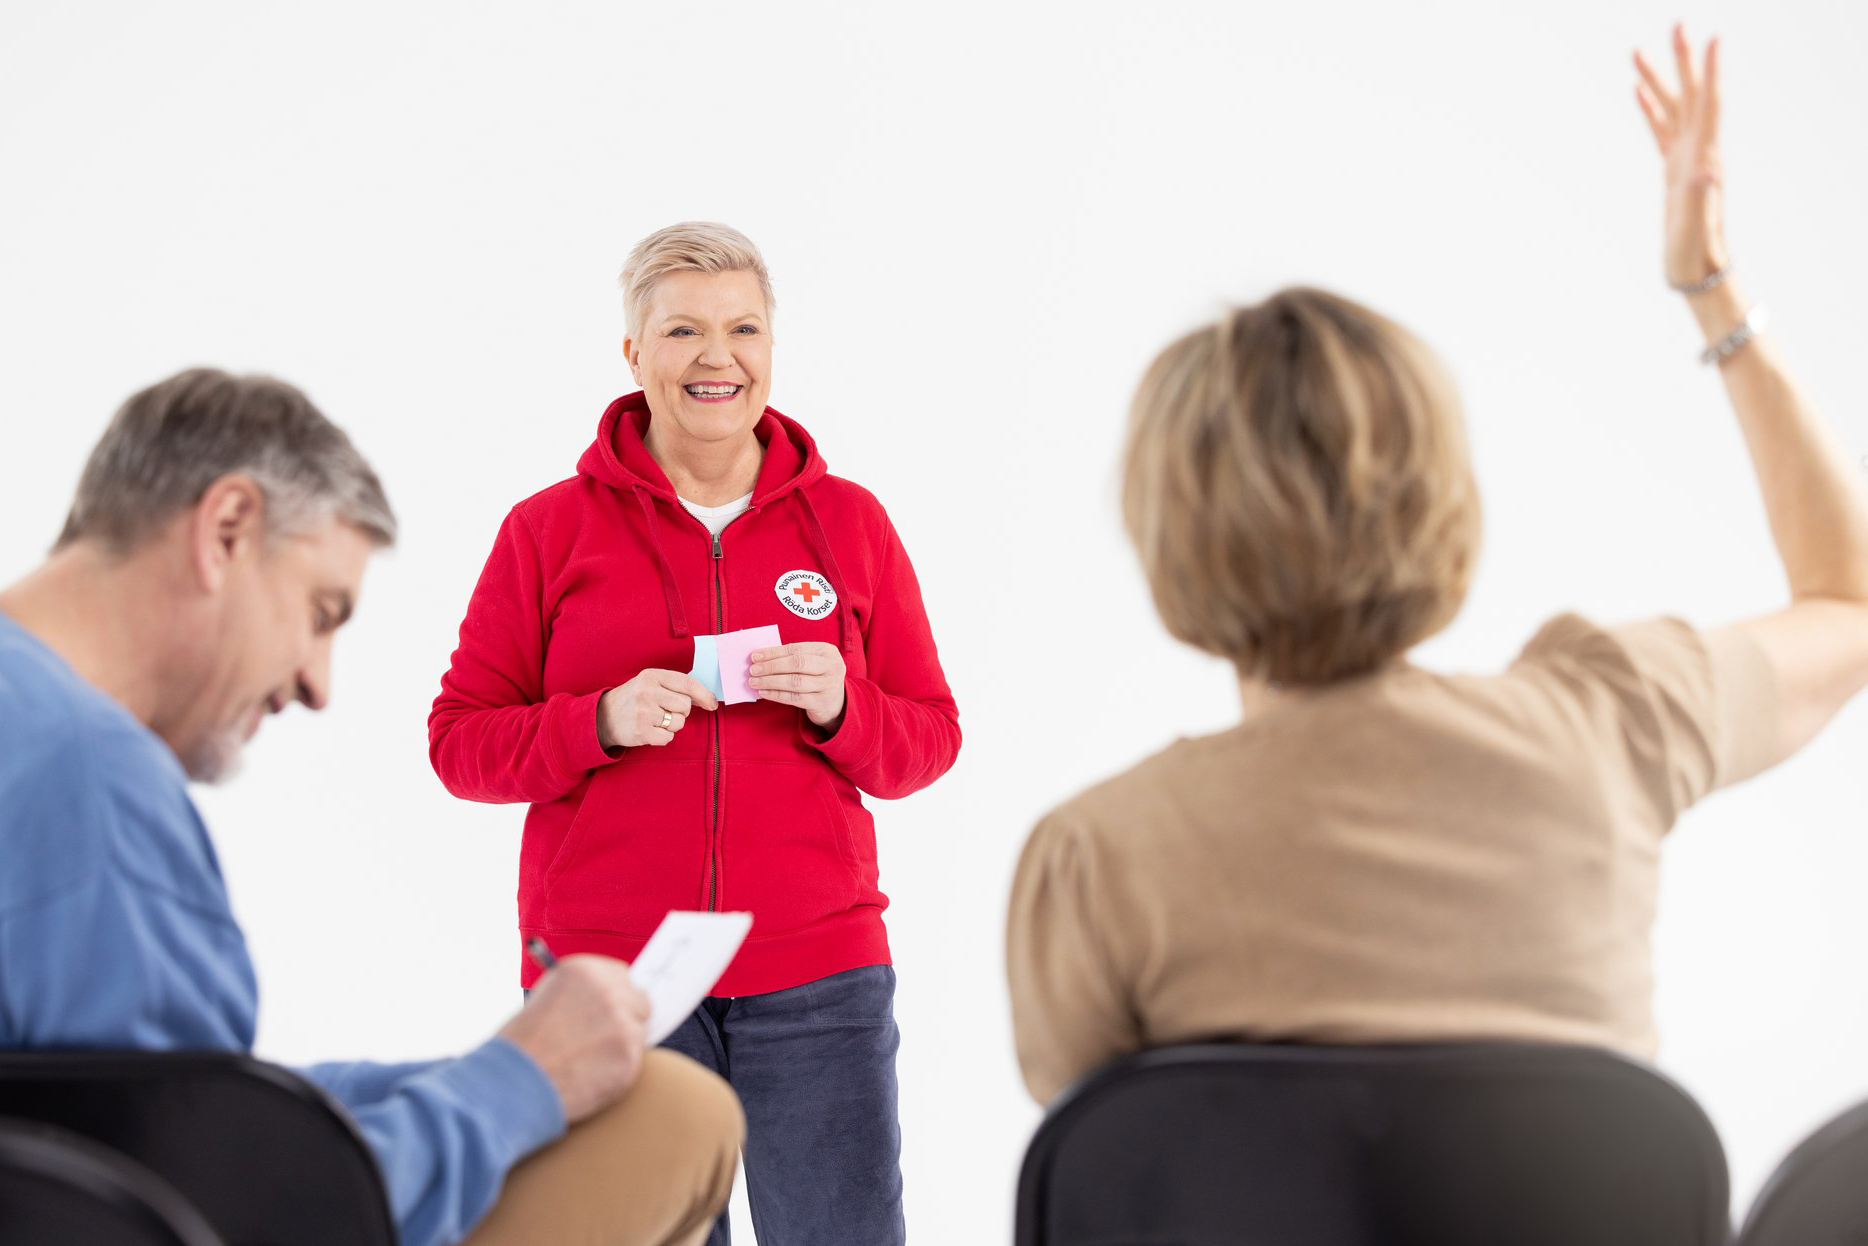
[1122, 287, 1482, 686]
[619, 221, 774, 340]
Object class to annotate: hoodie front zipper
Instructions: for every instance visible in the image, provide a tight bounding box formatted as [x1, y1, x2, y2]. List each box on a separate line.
[669, 499, 757, 916]
[708, 529, 725, 912]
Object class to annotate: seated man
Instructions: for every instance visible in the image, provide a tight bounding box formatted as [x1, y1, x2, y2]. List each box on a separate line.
[0, 368, 743, 1246]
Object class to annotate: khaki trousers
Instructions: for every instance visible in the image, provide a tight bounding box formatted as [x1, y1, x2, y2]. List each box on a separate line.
[462, 1050, 744, 1246]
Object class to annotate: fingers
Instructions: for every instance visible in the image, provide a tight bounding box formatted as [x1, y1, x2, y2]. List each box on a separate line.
[1635, 29, 1720, 154]
[1634, 84, 1671, 153]
[1632, 50, 1677, 124]
[652, 687, 694, 717]
[628, 693, 684, 747]
[652, 670, 719, 713]
[749, 653, 832, 678]
[747, 644, 799, 669]
[636, 686, 688, 744]
[750, 670, 819, 694]
[640, 707, 681, 745]
[1671, 22, 1697, 109]
[749, 642, 839, 676]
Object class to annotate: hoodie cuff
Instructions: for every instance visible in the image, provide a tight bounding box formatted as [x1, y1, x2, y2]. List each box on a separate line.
[549, 689, 620, 779]
[805, 674, 883, 774]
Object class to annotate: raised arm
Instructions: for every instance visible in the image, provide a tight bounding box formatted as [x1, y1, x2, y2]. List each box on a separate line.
[1635, 26, 1868, 767]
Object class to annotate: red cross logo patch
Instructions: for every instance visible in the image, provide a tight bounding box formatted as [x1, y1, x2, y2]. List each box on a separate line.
[774, 570, 838, 621]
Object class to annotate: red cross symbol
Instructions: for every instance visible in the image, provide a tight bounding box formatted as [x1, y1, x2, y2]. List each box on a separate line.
[792, 581, 821, 604]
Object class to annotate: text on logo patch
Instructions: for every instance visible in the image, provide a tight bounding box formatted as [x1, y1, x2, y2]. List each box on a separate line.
[774, 570, 838, 620]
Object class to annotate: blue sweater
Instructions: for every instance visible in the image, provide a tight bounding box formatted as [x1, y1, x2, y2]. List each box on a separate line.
[0, 612, 564, 1246]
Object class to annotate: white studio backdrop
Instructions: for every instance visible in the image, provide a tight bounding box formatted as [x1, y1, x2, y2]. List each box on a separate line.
[4, 2, 1866, 1239]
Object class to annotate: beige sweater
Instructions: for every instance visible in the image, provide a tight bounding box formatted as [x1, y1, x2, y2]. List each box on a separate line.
[1007, 614, 1778, 1104]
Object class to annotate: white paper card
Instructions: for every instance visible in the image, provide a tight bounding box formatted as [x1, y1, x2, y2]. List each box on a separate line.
[632, 910, 754, 1045]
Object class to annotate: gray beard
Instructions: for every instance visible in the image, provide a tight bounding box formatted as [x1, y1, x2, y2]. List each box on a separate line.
[185, 728, 246, 785]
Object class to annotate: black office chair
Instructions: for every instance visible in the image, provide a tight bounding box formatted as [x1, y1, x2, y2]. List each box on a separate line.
[0, 1117, 225, 1245]
[1015, 1043, 1732, 1246]
[1733, 1097, 1868, 1245]
[0, 1050, 395, 1246]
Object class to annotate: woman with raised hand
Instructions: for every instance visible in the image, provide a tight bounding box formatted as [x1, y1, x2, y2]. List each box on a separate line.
[432, 222, 960, 1244]
[1008, 27, 1868, 1105]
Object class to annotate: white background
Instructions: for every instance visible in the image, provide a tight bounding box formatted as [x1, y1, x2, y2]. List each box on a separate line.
[4, 2, 1866, 1240]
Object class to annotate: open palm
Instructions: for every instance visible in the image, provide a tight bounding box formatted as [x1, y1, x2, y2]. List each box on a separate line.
[1635, 25, 1728, 288]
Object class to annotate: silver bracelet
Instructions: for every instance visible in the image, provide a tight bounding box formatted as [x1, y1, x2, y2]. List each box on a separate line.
[1700, 303, 1770, 366]
[1672, 264, 1732, 295]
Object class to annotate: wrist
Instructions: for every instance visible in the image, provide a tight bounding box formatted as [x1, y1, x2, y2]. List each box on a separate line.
[1683, 279, 1748, 343]
[1670, 261, 1731, 296]
[595, 688, 621, 752]
[1666, 232, 1731, 291]
[808, 691, 847, 734]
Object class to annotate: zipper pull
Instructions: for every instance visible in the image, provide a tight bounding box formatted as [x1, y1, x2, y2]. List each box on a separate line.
[712, 533, 723, 559]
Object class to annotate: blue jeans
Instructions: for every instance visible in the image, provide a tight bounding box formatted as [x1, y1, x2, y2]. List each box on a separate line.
[659, 964, 906, 1246]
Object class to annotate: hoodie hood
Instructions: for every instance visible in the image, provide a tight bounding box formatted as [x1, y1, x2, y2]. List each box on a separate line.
[576, 390, 828, 504]
[573, 391, 854, 657]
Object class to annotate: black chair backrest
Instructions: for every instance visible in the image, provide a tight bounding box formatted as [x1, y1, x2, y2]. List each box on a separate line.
[0, 1050, 396, 1246]
[0, 1117, 225, 1246]
[1015, 1043, 1732, 1246]
[1735, 1097, 1868, 1245]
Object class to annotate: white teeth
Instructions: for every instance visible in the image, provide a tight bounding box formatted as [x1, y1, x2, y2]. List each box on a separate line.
[685, 384, 739, 396]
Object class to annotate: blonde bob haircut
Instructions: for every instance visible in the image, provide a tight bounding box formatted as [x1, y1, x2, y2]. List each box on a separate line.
[1123, 287, 1482, 686]
[619, 221, 775, 340]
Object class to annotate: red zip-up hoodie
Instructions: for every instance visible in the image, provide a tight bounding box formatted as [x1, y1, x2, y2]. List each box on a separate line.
[429, 393, 961, 995]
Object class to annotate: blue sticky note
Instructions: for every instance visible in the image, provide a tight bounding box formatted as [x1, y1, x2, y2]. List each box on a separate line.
[689, 634, 724, 700]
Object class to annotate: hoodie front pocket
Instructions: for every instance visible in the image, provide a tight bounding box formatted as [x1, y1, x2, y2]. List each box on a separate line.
[719, 760, 859, 937]
[541, 758, 710, 938]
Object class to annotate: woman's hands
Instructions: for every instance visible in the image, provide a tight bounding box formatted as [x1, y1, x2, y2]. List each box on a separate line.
[596, 644, 847, 747]
[597, 670, 719, 750]
[1634, 25, 1729, 288]
[749, 642, 847, 730]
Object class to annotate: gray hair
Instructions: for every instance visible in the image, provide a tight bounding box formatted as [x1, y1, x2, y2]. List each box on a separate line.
[620, 221, 774, 340]
[56, 368, 397, 553]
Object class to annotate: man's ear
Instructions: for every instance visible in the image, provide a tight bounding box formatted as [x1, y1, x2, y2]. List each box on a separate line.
[188, 475, 267, 592]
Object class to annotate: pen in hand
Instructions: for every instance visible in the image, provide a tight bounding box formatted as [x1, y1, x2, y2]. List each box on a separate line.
[525, 936, 558, 973]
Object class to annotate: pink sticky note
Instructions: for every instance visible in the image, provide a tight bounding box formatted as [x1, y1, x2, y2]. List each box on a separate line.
[716, 624, 781, 706]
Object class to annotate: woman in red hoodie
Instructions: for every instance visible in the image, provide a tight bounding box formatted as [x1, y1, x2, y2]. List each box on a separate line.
[430, 222, 960, 1245]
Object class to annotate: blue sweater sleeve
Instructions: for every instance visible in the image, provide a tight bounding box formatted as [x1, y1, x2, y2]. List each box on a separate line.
[298, 1039, 565, 1246]
[0, 626, 566, 1246]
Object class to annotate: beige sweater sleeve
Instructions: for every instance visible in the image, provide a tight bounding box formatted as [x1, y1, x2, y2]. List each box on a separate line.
[1518, 614, 1778, 829]
[1006, 809, 1143, 1105]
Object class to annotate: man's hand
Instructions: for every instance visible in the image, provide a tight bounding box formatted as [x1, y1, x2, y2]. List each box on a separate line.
[748, 641, 847, 730]
[497, 954, 650, 1123]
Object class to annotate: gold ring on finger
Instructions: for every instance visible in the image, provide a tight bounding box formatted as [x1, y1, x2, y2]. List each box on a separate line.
[659, 710, 674, 730]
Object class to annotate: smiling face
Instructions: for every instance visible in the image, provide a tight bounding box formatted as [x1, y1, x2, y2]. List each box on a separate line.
[170, 506, 375, 783]
[624, 268, 773, 456]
